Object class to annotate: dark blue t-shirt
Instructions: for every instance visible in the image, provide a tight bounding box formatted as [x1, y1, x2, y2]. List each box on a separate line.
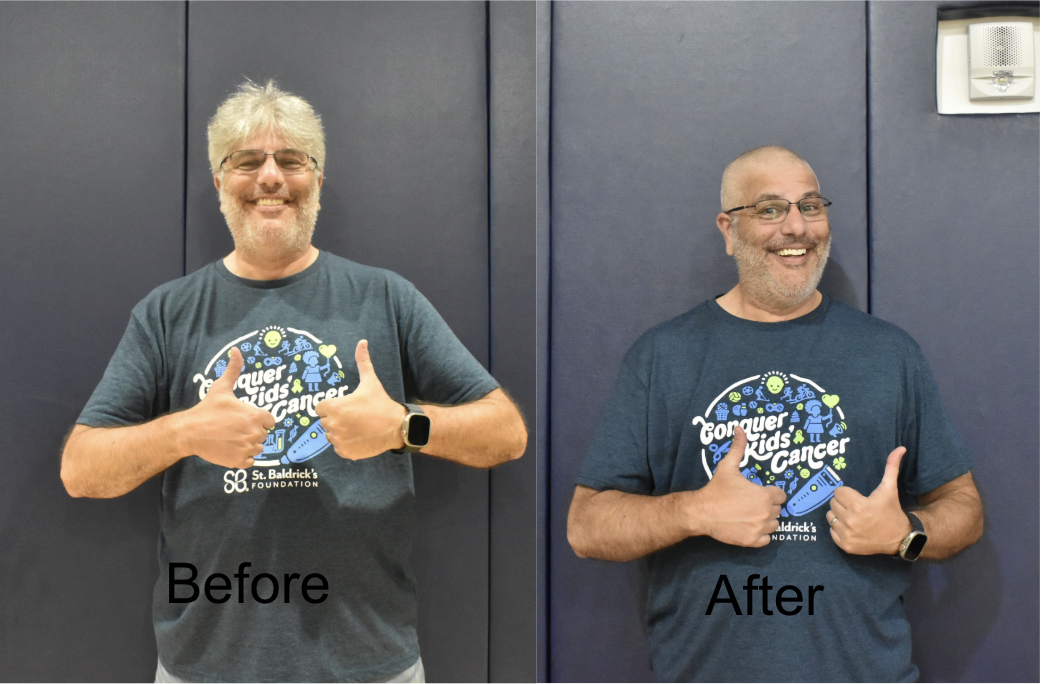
[77, 252, 499, 682]
[576, 295, 971, 683]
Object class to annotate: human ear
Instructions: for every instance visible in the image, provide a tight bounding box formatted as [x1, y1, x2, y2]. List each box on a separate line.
[716, 213, 735, 256]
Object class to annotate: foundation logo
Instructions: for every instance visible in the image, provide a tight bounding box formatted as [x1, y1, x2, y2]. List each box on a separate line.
[692, 372, 853, 524]
[192, 326, 354, 493]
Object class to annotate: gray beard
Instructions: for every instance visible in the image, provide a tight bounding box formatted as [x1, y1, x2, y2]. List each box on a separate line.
[730, 221, 831, 313]
[219, 180, 320, 263]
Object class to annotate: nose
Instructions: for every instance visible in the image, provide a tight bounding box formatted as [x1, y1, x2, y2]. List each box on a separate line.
[255, 154, 286, 188]
[779, 204, 809, 234]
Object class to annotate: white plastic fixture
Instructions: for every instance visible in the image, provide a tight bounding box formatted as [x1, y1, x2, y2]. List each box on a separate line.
[968, 22, 1034, 100]
[937, 15, 1040, 114]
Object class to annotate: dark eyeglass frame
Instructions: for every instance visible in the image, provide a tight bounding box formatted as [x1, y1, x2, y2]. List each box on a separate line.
[219, 148, 319, 174]
[724, 197, 833, 222]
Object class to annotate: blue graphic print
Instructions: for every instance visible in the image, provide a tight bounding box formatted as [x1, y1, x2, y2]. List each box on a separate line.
[692, 371, 852, 527]
[195, 325, 351, 471]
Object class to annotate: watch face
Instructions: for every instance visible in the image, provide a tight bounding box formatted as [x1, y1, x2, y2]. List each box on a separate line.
[904, 532, 928, 560]
[408, 413, 431, 446]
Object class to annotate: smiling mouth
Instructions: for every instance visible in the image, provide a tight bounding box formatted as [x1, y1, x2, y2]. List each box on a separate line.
[255, 198, 288, 206]
[775, 248, 807, 257]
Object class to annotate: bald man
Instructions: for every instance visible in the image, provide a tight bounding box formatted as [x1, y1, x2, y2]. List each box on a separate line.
[567, 147, 982, 682]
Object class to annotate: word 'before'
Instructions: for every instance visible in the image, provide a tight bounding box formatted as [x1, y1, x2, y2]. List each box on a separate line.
[169, 562, 328, 604]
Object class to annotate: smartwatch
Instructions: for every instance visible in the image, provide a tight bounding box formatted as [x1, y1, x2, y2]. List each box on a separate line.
[391, 403, 430, 454]
[897, 512, 928, 561]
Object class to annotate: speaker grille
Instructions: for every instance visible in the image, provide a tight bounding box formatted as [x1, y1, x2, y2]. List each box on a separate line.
[983, 25, 1022, 66]
[970, 22, 1032, 68]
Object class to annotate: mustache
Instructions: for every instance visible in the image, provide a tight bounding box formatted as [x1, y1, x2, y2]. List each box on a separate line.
[763, 237, 823, 251]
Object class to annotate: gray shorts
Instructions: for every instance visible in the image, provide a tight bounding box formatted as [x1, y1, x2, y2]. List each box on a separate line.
[155, 657, 425, 683]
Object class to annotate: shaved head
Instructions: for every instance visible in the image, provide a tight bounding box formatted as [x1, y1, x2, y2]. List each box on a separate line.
[714, 145, 831, 319]
[720, 146, 818, 212]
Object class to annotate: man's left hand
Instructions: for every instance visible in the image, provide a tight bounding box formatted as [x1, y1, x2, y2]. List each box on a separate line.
[315, 339, 406, 461]
[826, 447, 913, 555]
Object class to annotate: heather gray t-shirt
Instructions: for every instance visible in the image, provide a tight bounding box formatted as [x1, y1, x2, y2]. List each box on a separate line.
[576, 295, 971, 682]
[78, 251, 499, 682]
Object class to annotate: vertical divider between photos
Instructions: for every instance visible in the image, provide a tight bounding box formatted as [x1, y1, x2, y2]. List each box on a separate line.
[536, 2, 552, 680]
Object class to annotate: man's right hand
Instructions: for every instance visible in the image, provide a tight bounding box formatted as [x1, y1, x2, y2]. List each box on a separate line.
[180, 347, 276, 469]
[685, 425, 786, 547]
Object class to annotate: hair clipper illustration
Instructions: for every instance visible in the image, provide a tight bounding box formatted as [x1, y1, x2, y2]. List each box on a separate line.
[281, 420, 332, 464]
[780, 466, 843, 517]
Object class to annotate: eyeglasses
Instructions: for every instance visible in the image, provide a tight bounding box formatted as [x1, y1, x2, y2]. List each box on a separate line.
[725, 197, 832, 223]
[219, 149, 317, 175]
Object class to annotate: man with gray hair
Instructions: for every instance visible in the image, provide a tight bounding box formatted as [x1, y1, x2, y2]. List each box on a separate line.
[62, 80, 526, 682]
[567, 146, 982, 681]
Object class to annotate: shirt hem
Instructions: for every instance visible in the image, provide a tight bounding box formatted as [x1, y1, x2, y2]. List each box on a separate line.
[160, 649, 421, 683]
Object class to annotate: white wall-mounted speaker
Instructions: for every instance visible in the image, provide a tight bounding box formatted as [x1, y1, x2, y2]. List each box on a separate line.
[968, 21, 1035, 100]
[937, 14, 1039, 114]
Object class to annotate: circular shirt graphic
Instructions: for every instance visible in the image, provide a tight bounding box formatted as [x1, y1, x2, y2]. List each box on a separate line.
[693, 371, 851, 518]
[198, 326, 348, 467]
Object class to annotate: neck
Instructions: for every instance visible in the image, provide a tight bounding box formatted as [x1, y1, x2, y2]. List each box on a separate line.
[224, 245, 319, 281]
[716, 284, 822, 322]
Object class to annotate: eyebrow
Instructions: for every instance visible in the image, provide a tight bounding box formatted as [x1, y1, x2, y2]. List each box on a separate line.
[753, 191, 823, 203]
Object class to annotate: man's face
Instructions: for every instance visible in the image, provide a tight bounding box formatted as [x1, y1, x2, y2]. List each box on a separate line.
[720, 161, 830, 310]
[214, 130, 323, 258]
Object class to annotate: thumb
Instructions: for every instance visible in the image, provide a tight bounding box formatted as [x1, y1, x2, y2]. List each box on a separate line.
[719, 425, 747, 470]
[355, 339, 378, 386]
[214, 347, 244, 392]
[874, 446, 906, 494]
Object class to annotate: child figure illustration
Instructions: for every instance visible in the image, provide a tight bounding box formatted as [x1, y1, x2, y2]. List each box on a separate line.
[802, 399, 834, 443]
[301, 350, 328, 392]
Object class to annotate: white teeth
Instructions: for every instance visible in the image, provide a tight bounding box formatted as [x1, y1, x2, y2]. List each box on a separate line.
[776, 248, 807, 256]
[256, 198, 285, 206]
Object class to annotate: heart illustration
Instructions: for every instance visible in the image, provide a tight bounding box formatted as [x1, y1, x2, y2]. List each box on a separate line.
[318, 344, 337, 359]
[822, 394, 840, 408]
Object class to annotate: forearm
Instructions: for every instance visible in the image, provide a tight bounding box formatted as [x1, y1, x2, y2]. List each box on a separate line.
[61, 415, 189, 499]
[914, 487, 984, 560]
[568, 486, 697, 562]
[419, 388, 527, 468]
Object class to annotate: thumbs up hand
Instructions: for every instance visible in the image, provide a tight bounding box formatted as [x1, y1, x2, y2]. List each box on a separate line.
[183, 347, 276, 469]
[315, 340, 407, 461]
[683, 426, 787, 548]
[827, 447, 913, 555]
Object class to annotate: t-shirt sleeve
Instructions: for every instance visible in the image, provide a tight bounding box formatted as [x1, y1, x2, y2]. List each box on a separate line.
[574, 347, 655, 495]
[76, 307, 167, 427]
[899, 350, 973, 496]
[397, 284, 500, 406]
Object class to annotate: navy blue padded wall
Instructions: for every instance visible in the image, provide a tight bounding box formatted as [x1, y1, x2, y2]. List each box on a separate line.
[548, 3, 868, 680]
[868, 3, 1039, 681]
[0, 3, 185, 680]
[184, 3, 491, 681]
[489, 3, 538, 681]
